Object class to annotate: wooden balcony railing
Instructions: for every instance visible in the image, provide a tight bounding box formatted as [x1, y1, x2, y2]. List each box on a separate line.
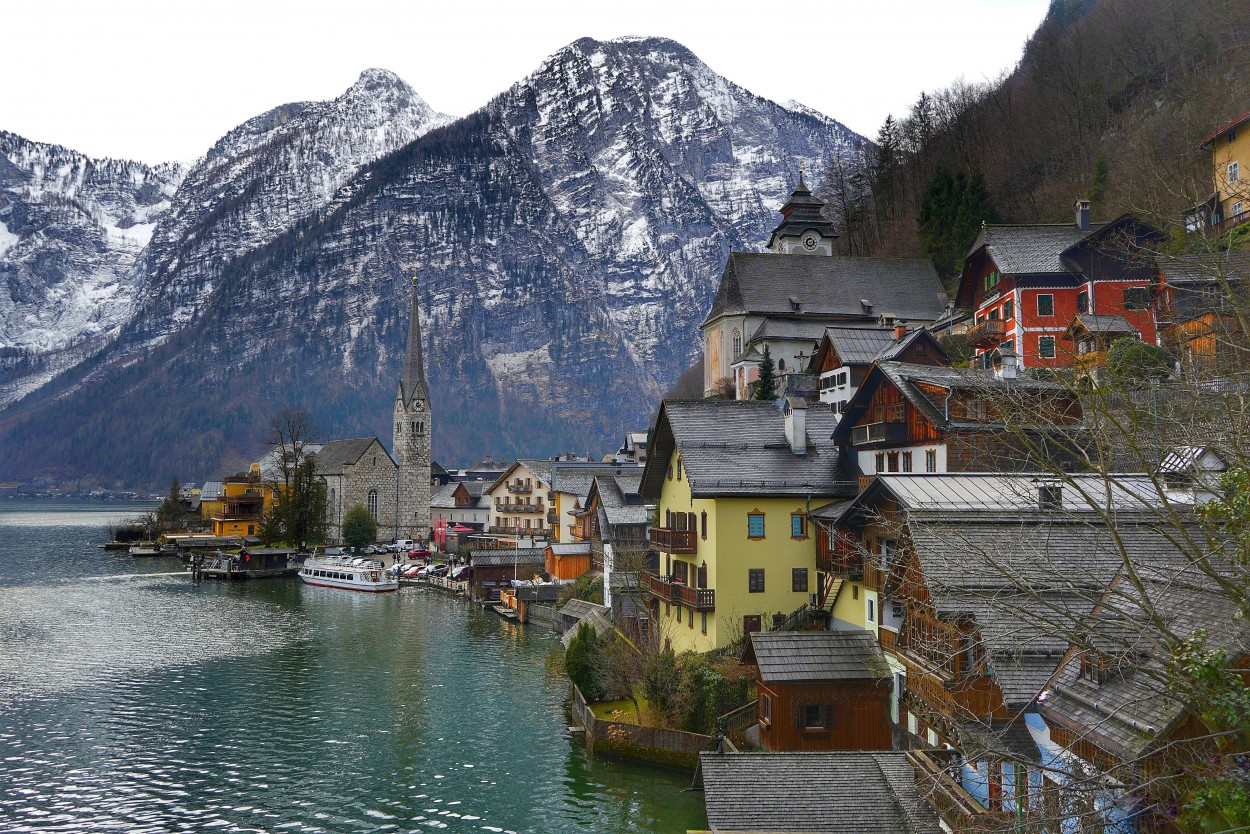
[850, 421, 908, 447]
[965, 318, 1006, 347]
[906, 749, 1011, 833]
[506, 482, 532, 494]
[645, 572, 715, 611]
[648, 526, 697, 555]
[498, 501, 544, 513]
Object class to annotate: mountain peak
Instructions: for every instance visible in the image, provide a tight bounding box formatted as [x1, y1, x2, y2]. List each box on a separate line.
[351, 67, 412, 93]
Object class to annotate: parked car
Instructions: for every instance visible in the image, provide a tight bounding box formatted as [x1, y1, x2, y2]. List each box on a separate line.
[401, 564, 423, 578]
[409, 548, 431, 561]
[449, 565, 469, 582]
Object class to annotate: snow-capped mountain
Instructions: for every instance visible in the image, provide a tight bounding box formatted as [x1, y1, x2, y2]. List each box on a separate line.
[0, 37, 870, 487]
[0, 133, 185, 403]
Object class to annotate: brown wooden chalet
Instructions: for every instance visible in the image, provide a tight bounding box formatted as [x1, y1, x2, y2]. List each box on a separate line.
[1037, 565, 1247, 832]
[1158, 251, 1249, 376]
[744, 631, 893, 752]
[568, 473, 651, 572]
[831, 359, 1086, 484]
[812, 474, 1198, 827]
[808, 324, 948, 412]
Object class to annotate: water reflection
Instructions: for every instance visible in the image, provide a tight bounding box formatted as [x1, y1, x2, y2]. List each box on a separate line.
[0, 503, 705, 832]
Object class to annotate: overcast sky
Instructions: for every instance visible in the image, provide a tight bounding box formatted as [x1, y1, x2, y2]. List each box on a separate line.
[1, 0, 1050, 164]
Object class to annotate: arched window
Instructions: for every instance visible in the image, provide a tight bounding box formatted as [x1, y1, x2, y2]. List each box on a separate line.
[329, 488, 336, 507]
[778, 357, 786, 372]
[368, 490, 379, 520]
[418, 421, 424, 435]
[731, 329, 742, 358]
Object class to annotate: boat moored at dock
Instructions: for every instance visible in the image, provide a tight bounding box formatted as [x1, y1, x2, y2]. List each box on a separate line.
[299, 555, 399, 593]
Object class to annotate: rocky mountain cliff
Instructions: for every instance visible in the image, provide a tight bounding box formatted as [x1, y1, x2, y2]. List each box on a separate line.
[0, 37, 868, 487]
[0, 134, 185, 405]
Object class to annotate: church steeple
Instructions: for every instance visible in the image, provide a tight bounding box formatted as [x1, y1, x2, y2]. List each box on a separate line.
[399, 273, 429, 408]
[766, 165, 838, 255]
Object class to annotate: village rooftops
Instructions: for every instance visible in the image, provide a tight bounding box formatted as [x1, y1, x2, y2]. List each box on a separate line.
[964, 223, 1104, 275]
[640, 399, 857, 501]
[702, 252, 948, 328]
[698, 751, 943, 834]
[745, 631, 891, 684]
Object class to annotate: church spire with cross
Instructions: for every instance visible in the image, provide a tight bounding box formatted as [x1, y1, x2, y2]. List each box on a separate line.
[393, 269, 431, 540]
[766, 163, 838, 255]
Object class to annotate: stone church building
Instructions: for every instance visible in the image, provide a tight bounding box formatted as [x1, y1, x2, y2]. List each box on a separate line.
[318, 282, 432, 543]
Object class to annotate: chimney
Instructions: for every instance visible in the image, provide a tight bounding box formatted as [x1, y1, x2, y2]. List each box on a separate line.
[995, 346, 1018, 380]
[783, 397, 807, 456]
[1075, 199, 1091, 231]
[894, 322, 908, 342]
[1037, 481, 1063, 511]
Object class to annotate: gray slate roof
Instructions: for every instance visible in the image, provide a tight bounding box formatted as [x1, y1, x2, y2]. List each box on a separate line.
[747, 631, 891, 683]
[1067, 313, 1137, 336]
[469, 548, 546, 567]
[747, 318, 831, 344]
[699, 751, 943, 834]
[822, 326, 901, 364]
[315, 438, 393, 475]
[548, 542, 590, 556]
[1040, 568, 1247, 761]
[551, 462, 643, 501]
[429, 482, 461, 507]
[641, 400, 857, 500]
[703, 252, 948, 326]
[969, 223, 1101, 274]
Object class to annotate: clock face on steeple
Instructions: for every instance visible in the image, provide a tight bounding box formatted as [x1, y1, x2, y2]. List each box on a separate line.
[802, 234, 818, 250]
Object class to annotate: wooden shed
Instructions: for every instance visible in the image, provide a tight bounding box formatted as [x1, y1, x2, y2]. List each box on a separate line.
[744, 631, 893, 752]
[545, 541, 591, 580]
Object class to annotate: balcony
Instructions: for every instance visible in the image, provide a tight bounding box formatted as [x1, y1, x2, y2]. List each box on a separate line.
[547, 509, 559, 523]
[1073, 349, 1108, 370]
[645, 572, 715, 611]
[487, 525, 546, 538]
[906, 749, 1011, 833]
[497, 501, 544, 513]
[648, 526, 697, 555]
[506, 482, 533, 494]
[965, 318, 1006, 347]
[850, 421, 908, 447]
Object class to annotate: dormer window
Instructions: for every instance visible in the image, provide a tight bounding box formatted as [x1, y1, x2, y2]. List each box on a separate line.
[861, 299, 874, 315]
[1080, 651, 1107, 685]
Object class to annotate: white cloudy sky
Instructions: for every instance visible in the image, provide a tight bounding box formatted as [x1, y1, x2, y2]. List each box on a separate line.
[1, 0, 1050, 164]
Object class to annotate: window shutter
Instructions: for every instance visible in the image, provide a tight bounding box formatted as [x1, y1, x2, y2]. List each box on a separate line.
[795, 703, 805, 730]
[824, 704, 835, 729]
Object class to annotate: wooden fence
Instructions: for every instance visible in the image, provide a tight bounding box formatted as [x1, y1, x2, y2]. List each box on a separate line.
[571, 684, 717, 770]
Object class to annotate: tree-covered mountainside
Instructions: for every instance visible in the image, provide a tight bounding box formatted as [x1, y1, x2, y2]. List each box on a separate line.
[0, 37, 866, 488]
[821, 0, 1250, 280]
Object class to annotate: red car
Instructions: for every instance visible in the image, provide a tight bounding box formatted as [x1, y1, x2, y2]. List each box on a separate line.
[408, 548, 431, 561]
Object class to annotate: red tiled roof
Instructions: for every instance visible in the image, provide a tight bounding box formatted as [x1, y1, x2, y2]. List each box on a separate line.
[1198, 112, 1250, 149]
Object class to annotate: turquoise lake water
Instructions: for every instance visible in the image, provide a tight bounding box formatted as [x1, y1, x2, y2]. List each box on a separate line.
[0, 500, 706, 833]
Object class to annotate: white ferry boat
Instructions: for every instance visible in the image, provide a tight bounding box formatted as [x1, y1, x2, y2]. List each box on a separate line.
[299, 555, 399, 593]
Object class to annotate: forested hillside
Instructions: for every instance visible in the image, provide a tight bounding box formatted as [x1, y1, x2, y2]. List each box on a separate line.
[821, 0, 1250, 282]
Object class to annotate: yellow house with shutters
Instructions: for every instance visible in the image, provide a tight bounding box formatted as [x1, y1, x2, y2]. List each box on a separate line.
[1191, 112, 1250, 234]
[638, 398, 862, 653]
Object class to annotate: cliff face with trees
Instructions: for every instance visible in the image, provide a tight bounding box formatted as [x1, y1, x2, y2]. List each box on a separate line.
[822, 0, 1250, 283]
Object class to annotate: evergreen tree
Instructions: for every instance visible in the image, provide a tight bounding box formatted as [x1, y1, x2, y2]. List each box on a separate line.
[752, 345, 778, 401]
[342, 503, 377, 550]
[156, 477, 183, 525]
[917, 168, 1001, 280]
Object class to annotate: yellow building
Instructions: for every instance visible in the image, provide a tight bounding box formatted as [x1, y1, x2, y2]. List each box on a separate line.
[1191, 112, 1250, 233]
[639, 398, 860, 653]
[209, 474, 283, 538]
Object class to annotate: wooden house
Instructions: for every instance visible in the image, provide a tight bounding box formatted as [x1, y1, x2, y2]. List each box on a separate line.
[815, 474, 1199, 827]
[544, 542, 591, 580]
[831, 359, 1086, 481]
[744, 631, 893, 752]
[1158, 252, 1249, 376]
[809, 325, 947, 414]
[466, 548, 546, 601]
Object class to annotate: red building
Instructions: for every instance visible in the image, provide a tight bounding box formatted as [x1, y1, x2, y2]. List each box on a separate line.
[955, 201, 1165, 371]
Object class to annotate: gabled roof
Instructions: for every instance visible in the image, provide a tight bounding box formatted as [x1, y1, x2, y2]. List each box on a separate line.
[314, 438, 394, 475]
[640, 400, 857, 501]
[200, 481, 224, 500]
[1062, 313, 1137, 341]
[1040, 567, 1247, 761]
[1158, 445, 1227, 475]
[550, 462, 643, 501]
[746, 631, 891, 683]
[967, 223, 1100, 275]
[1198, 111, 1250, 149]
[699, 751, 943, 834]
[819, 326, 901, 365]
[485, 459, 554, 494]
[547, 542, 590, 556]
[831, 361, 1076, 444]
[703, 252, 948, 327]
[746, 317, 830, 344]
[469, 548, 546, 567]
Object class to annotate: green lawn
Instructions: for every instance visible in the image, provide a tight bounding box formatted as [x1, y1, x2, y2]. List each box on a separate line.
[589, 696, 662, 727]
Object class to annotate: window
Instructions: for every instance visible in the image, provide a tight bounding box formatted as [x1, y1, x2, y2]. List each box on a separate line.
[875, 453, 885, 473]
[852, 585, 860, 600]
[1039, 335, 1057, 359]
[743, 614, 762, 634]
[988, 307, 999, 321]
[799, 704, 832, 730]
[792, 568, 808, 593]
[1229, 161, 1240, 184]
[1036, 294, 1055, 317]
[1080, 651, 1106, 685]
[983, 270, 1001, 291]
[1077, 290, 1088, 313]
[778, 358, 786, 372]
[731, 328, 742, 358]
[1124, 287, 1151, 310]
[761, 694, 772, 725]
[368, 490, 379, 520]
[700, 511, 707, 539]
[1003, 299, 1014, 320]
[676, 457, 682, 480]
[748, 569, 765, 593]
[329, 487, 335, 506]
[1235, 202, 1246, 218]
[887, 452, 899, 472]
[791, 513, 806, 539]
[747, 512, 765, 539]
[902, 452, 913, 473]
[868, 599, 875, 622]
[925, 450, 937, 473]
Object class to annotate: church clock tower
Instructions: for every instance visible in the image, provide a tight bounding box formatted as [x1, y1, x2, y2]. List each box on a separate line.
[394, 275, 431, 541]
[766, 167, 838, 255]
